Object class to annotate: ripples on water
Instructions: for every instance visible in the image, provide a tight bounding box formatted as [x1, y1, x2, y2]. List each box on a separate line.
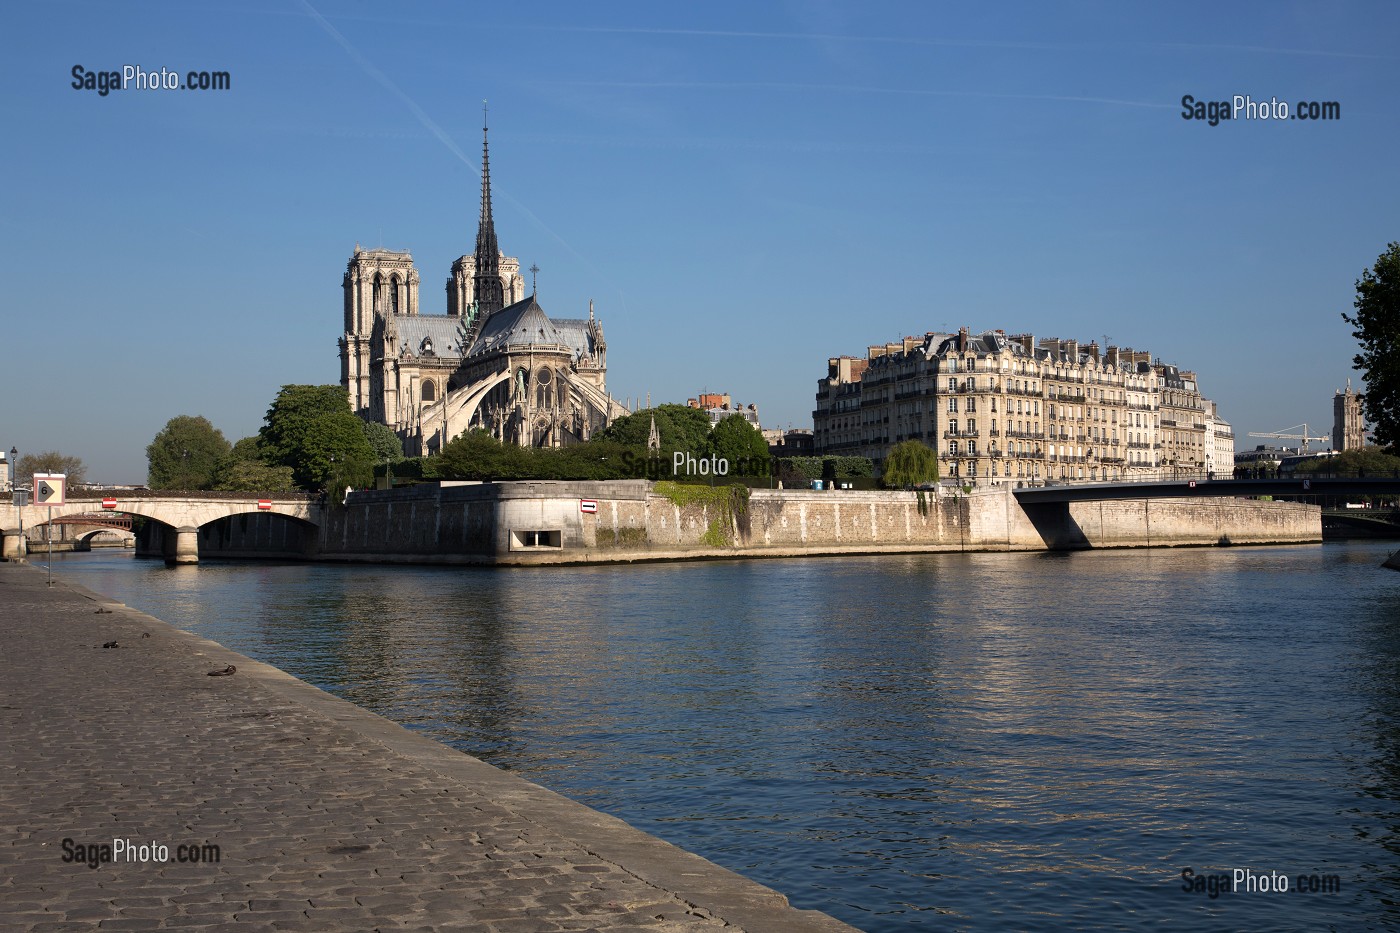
[53, 542, 1400, 931]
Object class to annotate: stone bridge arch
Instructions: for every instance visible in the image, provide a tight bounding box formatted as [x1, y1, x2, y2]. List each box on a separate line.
[1, 497, 322, 564]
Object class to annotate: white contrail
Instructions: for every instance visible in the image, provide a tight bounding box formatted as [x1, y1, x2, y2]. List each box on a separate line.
[296, 0, 626, 312]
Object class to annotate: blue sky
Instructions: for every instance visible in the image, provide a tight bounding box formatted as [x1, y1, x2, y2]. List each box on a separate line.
[4, 1, 1397, 482]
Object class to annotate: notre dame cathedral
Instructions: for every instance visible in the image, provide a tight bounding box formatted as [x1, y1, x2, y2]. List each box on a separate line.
[338, 119, 626, 455]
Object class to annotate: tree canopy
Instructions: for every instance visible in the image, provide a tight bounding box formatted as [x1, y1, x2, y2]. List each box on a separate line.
[257, 385, 374, 490]
[598, 404, 713, 455]
[881, 440, 939, 488]
[210, 436, 297, 492]
[705, 414, 771, 472]
[15, 451, 86, 487]
[361, 420, 404, 462]
[146, 415, 231, 490]
[1294, 447, 1400, 475]
[1343, 242, 1400, 449]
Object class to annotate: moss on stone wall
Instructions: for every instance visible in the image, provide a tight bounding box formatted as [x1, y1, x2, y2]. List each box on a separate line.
[654, 481, 750, 547]
[595, 526, 649, 549]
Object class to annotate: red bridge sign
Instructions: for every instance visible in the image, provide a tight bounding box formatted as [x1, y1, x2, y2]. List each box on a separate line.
[257, 499, 272, 510]
[101, 498, 117, 509]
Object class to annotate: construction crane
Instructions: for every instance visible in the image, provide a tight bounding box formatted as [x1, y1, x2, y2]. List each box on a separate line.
[1247, 424, 1330, 454]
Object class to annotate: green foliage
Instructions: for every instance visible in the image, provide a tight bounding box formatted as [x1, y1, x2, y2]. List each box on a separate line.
[595, 527, 648, 549]
[15, 451, 86, 487]
[211, 458, 297, 493]
[1294, 447, 1400, 474]
[1343, 242, 1400, 449]
[437, 431, 663, 482]
[361, 420, 404, 462]
[258, 385, 375, 490]
[210, 435, 295, 492]
[654, 481, 750, 546]
[437, 430, 531, 480]
[778, 456, 874, 483]
[146, 415, 231, 490]
[378, 456, 443, 483]
[598, 404, 713, 454]
[704, 414, 771, 469]
[881, 440, 939, 488]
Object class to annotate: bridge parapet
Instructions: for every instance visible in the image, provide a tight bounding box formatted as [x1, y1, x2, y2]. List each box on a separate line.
[0, 495, 324, 563]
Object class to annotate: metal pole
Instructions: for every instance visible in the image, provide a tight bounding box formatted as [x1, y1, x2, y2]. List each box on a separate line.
[47, 505, 53, 586]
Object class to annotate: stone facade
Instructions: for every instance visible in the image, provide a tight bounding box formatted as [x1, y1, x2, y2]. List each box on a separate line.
[197, 482, 1321, 566]
[339, 122, 626, 455]
[1333, 381, 1367, 451]
[813, 329, 1224, 486]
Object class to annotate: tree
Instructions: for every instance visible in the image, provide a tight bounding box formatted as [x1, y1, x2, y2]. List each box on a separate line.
[362, 420, 404, 463]
[598, 404, 713, 454]
[258, 385, 374, 490]
[15, 451, 86, 487]
[705, 414, 771, 473]
[437, 430, 530, 480]
[146, 415, 231, 490]
[211, 436, 296, 492]
[881, 440, 939, 488]
[1294, 447, 1400, 475]
[1343, 242, 1400, 449]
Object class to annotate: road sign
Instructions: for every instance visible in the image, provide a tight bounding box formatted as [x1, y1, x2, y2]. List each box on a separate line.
[1188, 480, 1197, 488]
[34, 473, 66, 506]
[257, 499, 272, 510]
[101, 497, 117, 509]
[579, 499, 598, 513]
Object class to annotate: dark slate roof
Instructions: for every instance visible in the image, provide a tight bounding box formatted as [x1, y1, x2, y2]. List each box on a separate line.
[469, 296, 593, 359]
[393, 315, 468, 358]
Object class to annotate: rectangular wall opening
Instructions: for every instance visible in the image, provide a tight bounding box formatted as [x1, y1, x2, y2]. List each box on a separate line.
[510, 529, 562, 550]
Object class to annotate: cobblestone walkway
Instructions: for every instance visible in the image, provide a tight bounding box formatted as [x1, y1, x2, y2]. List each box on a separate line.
[0, 562, 856, 932]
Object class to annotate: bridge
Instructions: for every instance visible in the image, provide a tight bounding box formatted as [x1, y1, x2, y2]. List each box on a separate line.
[0, 492, 322, 564]
[1014, 475, 1400, 504]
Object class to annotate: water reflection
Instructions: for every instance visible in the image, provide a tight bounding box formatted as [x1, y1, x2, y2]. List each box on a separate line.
[51, 543, 1400, 931]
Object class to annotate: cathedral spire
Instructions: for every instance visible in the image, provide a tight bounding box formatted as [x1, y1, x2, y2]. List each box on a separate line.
[473, 100, 505, 317]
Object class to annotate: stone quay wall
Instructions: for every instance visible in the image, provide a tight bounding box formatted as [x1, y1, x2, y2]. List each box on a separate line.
[197, 482, 1321, 566]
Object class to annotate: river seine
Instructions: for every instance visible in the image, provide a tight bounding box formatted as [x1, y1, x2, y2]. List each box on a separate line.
[48, 542, 1400, 931]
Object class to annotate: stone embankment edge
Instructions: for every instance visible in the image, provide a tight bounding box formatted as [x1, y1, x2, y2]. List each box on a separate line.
[45, 566, 860, 933]
[314, 537, 1321, 568]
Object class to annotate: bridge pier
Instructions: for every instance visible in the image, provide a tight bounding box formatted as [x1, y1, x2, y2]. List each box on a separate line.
[2, 530, 27, 561]
[167, 527, 199, 565]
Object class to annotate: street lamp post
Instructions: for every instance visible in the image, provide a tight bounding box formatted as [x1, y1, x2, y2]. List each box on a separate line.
[11, 446, 23, 560]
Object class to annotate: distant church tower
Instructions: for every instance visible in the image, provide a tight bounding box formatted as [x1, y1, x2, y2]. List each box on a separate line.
[1333, 380, 1367, 451]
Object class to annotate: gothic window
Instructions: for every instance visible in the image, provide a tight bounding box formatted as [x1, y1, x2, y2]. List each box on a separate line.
[421, 380, 437, 402]
[372, 274, 383, 311]
[391, 276, 401, 313]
